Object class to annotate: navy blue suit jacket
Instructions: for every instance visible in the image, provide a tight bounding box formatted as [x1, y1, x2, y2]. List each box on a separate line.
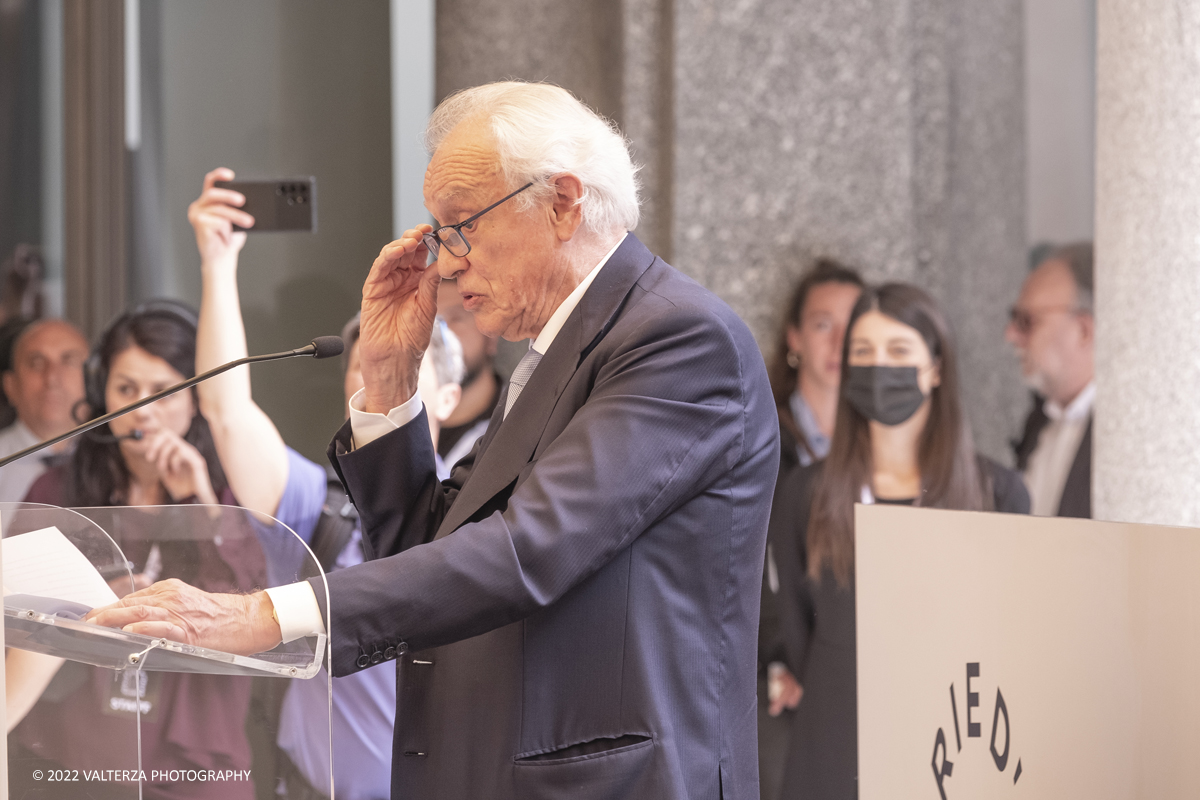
[321, 234, 779, 800]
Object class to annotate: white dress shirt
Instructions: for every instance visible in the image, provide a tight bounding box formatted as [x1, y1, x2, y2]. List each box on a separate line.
[1023, 381, 1094, 517]
[267, 234, 628, 643]
[0, 421, 50, 502]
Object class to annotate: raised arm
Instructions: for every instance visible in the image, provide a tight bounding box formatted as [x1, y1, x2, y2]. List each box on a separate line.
[190, 167, 289, 517]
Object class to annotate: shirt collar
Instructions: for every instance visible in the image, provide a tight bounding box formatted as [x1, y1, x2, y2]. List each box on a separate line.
[1044, 380, 1095, 423]
[788, 389, 831, 463]
[531, 233, 627, 356]
[9, 419, 40, 448]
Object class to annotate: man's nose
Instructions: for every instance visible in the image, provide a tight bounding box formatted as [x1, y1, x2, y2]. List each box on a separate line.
[437, 249, 467, 280]
[1003, 320, 1022, 345]
[44, 363, 70, 388]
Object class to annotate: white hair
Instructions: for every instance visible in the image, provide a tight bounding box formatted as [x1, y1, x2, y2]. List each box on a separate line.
[425, 82, 641, 235]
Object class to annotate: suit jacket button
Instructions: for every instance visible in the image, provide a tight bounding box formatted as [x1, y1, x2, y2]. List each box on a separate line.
[370, 650, 384, 665]
[356, 654, 370, 668]
[397, 641, 409, 655]
[384, 646, 396, 660]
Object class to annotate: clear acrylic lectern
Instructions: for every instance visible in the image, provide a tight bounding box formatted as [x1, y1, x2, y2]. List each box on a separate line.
[1, 502, 334, 800]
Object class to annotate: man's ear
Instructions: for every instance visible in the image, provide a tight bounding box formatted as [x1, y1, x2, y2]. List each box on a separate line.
[549, 173, 585, 242]
[1078, 312, 1095, 345]
[2, 371, 15, 403]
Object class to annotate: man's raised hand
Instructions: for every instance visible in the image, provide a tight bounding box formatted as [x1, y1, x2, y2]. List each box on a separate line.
[358, 226, 441, 413]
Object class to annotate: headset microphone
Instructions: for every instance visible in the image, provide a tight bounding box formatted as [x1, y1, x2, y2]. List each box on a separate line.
[0, 336, 344, 470]
[85, 429, 144, 444]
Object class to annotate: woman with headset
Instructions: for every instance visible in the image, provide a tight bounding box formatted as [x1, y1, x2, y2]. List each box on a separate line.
[9, 302, 266, 800]
[38, 302, 225, 509]
[771, 283, 1029, 799]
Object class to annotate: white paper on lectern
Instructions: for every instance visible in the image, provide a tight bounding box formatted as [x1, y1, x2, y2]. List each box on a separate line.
[2, 526, 119, 608]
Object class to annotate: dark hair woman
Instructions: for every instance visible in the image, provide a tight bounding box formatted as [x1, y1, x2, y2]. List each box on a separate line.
[758, 261, 864, 799]
[66, 305, 227, 508]
[11, 303, 266, 800]
[768, 259, 865, 470]
[772, 283, 1029, 799]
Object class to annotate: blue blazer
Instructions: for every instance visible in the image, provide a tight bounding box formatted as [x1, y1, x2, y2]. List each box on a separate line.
[319, 234, 780, 800]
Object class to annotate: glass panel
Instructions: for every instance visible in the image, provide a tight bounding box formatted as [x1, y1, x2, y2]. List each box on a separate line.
[4, 502, 332, 800]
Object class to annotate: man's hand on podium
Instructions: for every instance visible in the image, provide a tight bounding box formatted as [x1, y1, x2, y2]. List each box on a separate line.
[85, 578, 283, 656]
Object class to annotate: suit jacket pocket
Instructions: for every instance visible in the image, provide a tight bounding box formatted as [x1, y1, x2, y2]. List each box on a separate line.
[513, 736, 657, 800]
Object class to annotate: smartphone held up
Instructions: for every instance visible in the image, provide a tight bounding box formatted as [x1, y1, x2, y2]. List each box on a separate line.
[213, 177, 317, 233]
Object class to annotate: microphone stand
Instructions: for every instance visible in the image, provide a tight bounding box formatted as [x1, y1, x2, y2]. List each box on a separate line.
[0, 338, 342, 470]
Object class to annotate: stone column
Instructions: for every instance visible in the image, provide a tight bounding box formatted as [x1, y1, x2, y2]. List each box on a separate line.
[1094, 2, 1200, 525]
[437, 0, 1029, 460]
[671, 0, 1027, 460]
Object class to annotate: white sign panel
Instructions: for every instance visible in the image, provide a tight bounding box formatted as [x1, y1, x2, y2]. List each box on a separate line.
[856, 504, 1200, 799]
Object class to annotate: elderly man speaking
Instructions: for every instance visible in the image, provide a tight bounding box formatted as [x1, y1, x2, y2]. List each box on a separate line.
[92, 82, 779, 800]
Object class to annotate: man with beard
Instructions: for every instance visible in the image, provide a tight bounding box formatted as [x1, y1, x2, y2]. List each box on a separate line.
[1006, 242, 1095, 518]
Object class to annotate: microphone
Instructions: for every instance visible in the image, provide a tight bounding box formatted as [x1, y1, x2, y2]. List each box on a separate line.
[307, 336, 345, 360]
[0, 336, 345, 470]
[86, 429, 144, 444]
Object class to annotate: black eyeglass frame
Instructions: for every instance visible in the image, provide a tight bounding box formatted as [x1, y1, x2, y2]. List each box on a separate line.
[1006, 304, 1087, 335]
[422, 182, 535, 260]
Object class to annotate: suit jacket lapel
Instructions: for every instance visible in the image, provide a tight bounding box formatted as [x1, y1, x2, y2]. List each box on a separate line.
[1013, 395, 1050, 472]
[434, 234, 656, 538]
[1057, 414, 1093, 518]
[463, 382, 509, 466]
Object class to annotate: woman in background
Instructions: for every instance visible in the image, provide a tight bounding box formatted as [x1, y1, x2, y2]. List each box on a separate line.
[773, 282, 1029, 799]
[758, 260, 863, 799]
[10, 302, 265, 800]
[767, 259, 865, 472]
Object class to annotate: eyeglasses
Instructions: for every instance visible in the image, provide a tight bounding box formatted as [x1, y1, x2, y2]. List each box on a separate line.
[1007, 304, 1083, 335]
[422, 182, 535, 260]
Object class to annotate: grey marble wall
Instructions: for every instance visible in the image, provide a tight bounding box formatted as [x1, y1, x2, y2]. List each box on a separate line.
[1094, 1, 1200, 526]
[435, 0, 623, 125]
[438, 0, 1029, 460]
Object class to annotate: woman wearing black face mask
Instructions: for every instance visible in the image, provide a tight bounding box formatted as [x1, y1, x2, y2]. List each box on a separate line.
[771, 283, 1029, 800]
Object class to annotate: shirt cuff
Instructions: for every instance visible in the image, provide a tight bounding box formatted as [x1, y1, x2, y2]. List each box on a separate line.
[264, 581, 326, 643]
[348, 387, 424, 449]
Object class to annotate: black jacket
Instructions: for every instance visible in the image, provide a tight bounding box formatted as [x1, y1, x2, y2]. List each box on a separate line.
[319, 235, 779, 800]
[1012, 394, 1092, 518]
[769, 457, 1030, 799]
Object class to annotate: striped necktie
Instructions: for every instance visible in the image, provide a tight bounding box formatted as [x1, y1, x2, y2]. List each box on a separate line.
[504, 348, 543, 418]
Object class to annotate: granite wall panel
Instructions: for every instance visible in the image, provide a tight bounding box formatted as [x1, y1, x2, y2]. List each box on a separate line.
[437, 0, 1028, 459]
[1094, 0, 1200, 526]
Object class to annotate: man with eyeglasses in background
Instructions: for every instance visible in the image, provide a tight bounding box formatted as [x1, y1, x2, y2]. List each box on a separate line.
[0, 318, 89, 501]
[1005, 242, 1095, 518]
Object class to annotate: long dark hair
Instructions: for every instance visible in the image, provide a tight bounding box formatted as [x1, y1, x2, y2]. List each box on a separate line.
[66, 307, 227, 507]
[806, 283, 988, 585]
[768, 259, 864, 458]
